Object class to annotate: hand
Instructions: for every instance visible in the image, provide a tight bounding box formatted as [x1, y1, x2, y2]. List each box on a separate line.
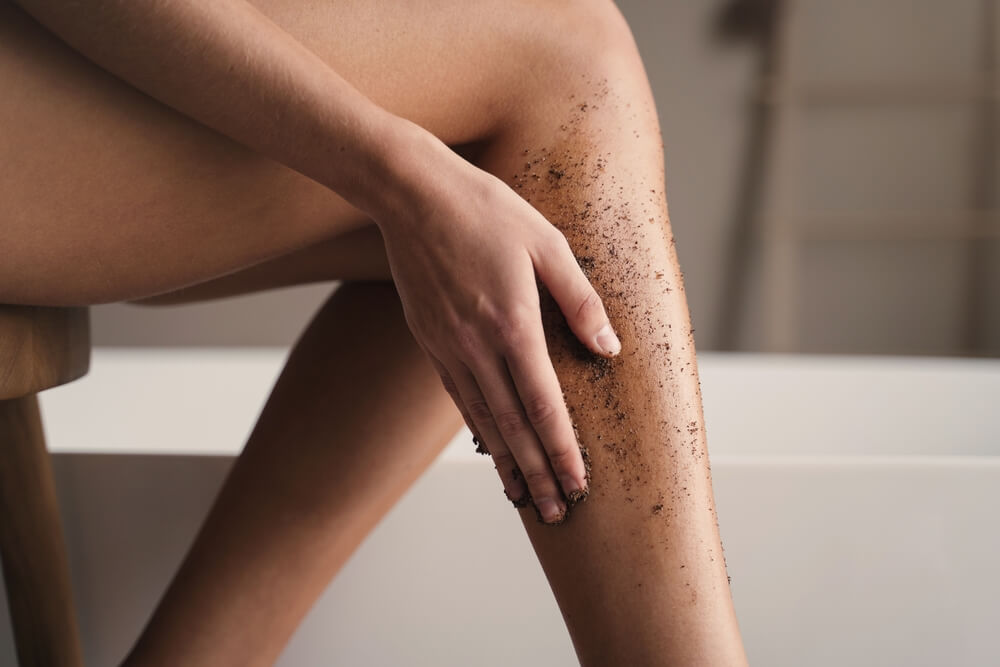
[374, 133, 621, 525]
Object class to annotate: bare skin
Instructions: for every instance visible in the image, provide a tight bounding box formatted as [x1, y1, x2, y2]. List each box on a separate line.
[1, 0, 749, 665]
[6, 0, 612, 521]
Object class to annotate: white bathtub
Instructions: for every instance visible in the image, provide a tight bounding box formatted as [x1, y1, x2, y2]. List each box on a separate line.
[1, 350, 997, 666]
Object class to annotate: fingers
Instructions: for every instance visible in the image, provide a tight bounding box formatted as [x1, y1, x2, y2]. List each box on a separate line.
[466, 353, 572, 525]
[530, 230, 622, 358]
[425, 357, 499, 458]
[427, 351, 533, 508]
[423, 350, 479, 439]
[501, 313, 590, 505]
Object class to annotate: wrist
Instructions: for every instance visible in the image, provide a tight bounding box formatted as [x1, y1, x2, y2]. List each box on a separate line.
[352, 112, 455, 228]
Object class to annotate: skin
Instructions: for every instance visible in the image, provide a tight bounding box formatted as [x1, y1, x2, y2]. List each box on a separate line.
[1, 0, 750, 665]
[7, 0, 610, 520]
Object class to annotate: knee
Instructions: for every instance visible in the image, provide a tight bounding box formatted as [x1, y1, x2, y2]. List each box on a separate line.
[523, 0, 644, 98]
[496, 0, 656, 144]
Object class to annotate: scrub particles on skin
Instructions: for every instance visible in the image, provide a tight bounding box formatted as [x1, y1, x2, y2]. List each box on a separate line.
[477, 74, 731, 594]
[487, 75, 710, 533]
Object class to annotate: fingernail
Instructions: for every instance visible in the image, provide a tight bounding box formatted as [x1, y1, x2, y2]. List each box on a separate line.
[595, 323, 621, 356]
[561, 475, 589, 506]
[536, 497, 565, 524]
[560, 474, 582, 497]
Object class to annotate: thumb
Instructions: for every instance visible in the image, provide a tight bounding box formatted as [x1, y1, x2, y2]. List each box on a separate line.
[532, 234, 621, 358]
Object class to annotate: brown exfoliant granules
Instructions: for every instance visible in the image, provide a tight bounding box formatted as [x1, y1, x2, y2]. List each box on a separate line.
[494, 77, 720, 548]
[530, 497, 567, 525]
[525, 440, 592, 524]
[472, 434, 489, 455]
[505, 487, 531, 509]
[516, 83, 651, 521]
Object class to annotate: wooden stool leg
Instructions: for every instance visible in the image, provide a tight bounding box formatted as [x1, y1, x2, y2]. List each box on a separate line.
[0, 395, 83, 667]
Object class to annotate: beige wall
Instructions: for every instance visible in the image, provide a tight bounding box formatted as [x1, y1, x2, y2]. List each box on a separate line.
[91, 0, 999, 355]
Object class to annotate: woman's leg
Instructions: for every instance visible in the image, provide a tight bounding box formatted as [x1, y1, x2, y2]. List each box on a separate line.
[127, 70, 749, 667]
[126, 223, 393, 305]
[135, 14, 748, 667]
[466, 10, 750, 667]
[0, 0, 506, 306]
[4, 0, 747, 662]
[123, 280, 465, 666]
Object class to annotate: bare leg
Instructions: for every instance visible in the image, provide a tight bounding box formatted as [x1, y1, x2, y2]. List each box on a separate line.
[470, 14, 750, 667]
[0, 0, 504, 306]
[130, 143, 748, 667]
[5, 0, 748, 662]
[122, 281, 463, 666]
[119, 7, 749, 665]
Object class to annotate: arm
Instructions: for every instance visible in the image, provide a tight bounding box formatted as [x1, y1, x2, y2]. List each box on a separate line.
[11, 0, 424, 219]
[14, 0, 622, 522]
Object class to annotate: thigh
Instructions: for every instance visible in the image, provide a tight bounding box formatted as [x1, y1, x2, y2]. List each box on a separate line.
[128, 222, 392, 305]
[0, 0, 544, 307]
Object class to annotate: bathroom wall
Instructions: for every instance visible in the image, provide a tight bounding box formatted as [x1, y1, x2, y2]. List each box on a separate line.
[89, 0, 999, 356]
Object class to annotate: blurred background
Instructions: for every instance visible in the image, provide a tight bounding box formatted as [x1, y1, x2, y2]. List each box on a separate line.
[10, 2, 997, 666]
[89, 0, 1000, 358]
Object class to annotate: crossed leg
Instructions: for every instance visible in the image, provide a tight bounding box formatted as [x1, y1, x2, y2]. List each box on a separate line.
[123, 280, 467, 665]
[2, 0, 748, 663]
[130, 70, 750, 667]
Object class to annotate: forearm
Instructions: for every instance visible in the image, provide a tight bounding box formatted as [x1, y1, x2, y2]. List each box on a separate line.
[12, 0, 434, 220]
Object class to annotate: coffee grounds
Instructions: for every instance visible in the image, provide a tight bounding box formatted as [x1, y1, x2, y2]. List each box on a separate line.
[504, 487, 531, 508]
[530, 497, 567, 525]
[523, 439, 592, 525]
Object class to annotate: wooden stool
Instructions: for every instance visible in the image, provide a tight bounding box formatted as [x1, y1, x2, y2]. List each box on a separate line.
[1, 305, 90, 667]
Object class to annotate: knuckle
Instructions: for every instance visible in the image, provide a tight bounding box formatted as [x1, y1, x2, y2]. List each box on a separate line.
[490, 308, 533, 348]
[438, 373, 460, 397]
[522, 467, 554, 488]
[479, 172, 510, 201]
[542, 228, 571, 257]
[466, 398, 494, 423]
[452, 322, 481, 360]
[545, 444, 579, 472]
[491, 450, 515, 469]
[494, 408, 529, 438]
[575, 288, 603, 323]
[522, 395, 557, 427]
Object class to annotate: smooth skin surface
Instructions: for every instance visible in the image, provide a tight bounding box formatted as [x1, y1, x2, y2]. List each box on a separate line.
[1, 0, 750, 664]
[5, 0, 610, 521]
